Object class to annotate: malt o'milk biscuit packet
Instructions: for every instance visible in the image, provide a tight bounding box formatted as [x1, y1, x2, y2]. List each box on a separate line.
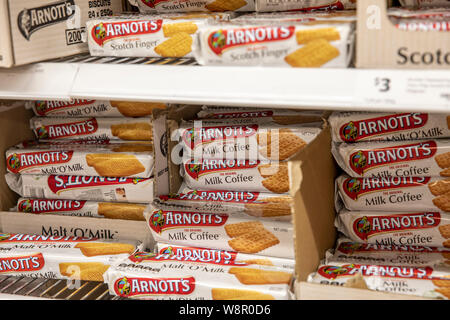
[333, 139, 450, 178]
[30, 117, 153, 141]
[255, 0, 357, 12]
[155, 184, 293, 221]
[155, 242, 295, 270]
[5, 173, 154, 204]
[336, 174, 450, 214]
[194, 20, 354, 67]
[329, 112, 450, 143]
[144, 206, 294, 259]
[307, 261, 450, 299]
[5, 142, 154, 178]
[26, 100, 167, 118]
[15, 198, 147, 221]
[0, 233, 141, 282]
[325, 238, 450, 267]
[104, 251, 293, 300]
[176, 119, 322, 161]
[336, 209, 450, 248]
[129, 0, 255, 13]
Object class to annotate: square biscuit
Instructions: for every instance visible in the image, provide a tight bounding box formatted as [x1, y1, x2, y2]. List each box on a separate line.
[228, 228, 280, 254]
[428, 179, 450, 196]
[225, 221, 264, 238]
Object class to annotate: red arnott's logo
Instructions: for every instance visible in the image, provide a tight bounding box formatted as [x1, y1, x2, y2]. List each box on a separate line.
[352, 212, 441, 241]
[185, 159, 260, 180]
[36, 118, 99, 139]
[318, 264, 434, 280]
[114, 276, 195, 298]
[159, 190, 260, 203]
[17, 199, 85, 214]
[339, 113, 428, 142]
[206, 110, 274, 119]
[92, 20, 163, 46]
[149, 210, 228, 234]
[349, 141, 437, 175]
[7, 151, 74, 174]
[0, 253, 45, 273]
[208, 26, 295, 55]
[34, 100, 96, 116]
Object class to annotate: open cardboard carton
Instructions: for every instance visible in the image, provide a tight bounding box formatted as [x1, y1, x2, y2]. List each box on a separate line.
[0, 103, 153, 248]
[153, 106, 427, 300]
[357, 0, 450, 69]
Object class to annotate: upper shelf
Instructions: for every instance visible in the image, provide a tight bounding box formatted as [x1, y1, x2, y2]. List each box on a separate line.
[0, 55, 449, 112]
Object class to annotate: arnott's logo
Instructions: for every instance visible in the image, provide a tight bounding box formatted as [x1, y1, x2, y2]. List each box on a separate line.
[185, 159, 260, 180]
[141, 0, 167, 8]
[114, 276, 196, 297]
[318, 264, 357, 279]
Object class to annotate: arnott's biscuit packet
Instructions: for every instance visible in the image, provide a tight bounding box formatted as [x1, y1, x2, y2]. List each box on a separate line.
[30, 117, 153, 141]
[26, 100, 167, 118]
[255, 0, 357, 12]
[154, 184, 293, 221]
[5, 143, 154, 178]
[15, 198, 148, 221]
[155, 242, 295, 270]
[129, 0, 255, 12]
[194, 21, 354, 67]
[308, 261, 450, 299]
[144, 206, 295, 259]
[104, 251, 293, 300]
[399, 0, 450, 7]
[326, 238, 450, 267]
[329, 112, 450, 143]
[332, 139, 450, 178]
[176, 119, 322, 161]
[336, 174, 450, 214]
[336, 208, 450, 249]
[0, 232, 140, 282]
[235, 10, 357, 23]
[5, 173, 154, 204]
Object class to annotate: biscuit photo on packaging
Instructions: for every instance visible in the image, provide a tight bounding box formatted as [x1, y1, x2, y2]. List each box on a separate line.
[211, 288, 275, 300]
[244, 196, 292, 217]
[228, 228, 280, 254]
[257, 128, 307, 161]
[98, 202, 147, 221]
[110, 101, 166, 117]
[86, 153, 146, 177]
[110, 122, 153, 141]
[75, 242, 135, 257]
[228, 267, 292, 285]
[206, 0, 248, 11]
[59, 262, 110, 282]
[284, 38, 340, 68]
[225, 221, 264, 238]
[154, 32, 193, 57]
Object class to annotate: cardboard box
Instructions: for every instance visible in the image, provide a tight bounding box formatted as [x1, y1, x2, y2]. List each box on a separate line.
[357, 0, 450, 69]
[0, 0, 124, 67]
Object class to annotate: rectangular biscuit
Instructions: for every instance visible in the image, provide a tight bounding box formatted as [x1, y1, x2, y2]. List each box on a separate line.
[296, 28, 341, 45]
[436, 287, 450, 299]
[211, 288, 275, 300]
[86, 153, 145, 177]
[59, 262, 109, 282]
[241, 259, 274, 266]
[205, 0, 247, 11]
[154, 32, 193, 57]
[228, 228, 280, 254]
[225, 221, 264, 238]
[110, 122, 152, 141]
[439, 225, 450, 239]
[98, 202, 146, 221]
[257, 128, 307, 161]
[228, 267, 292, 285]
[428, 179, 450, 196]
[284, 39, 340, 68]
[163, 22, 198, 37]
[75, 242, 135, 257]
[110, 101, 166, 117]
[432, 279, 450, 287]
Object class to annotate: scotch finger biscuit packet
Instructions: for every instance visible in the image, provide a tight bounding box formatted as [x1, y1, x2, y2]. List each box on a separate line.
[336, 208, 450, 248]
[154, 184, 293, 221]
[336, 174, 450, 214]
[129, 0, 255, 12]
[104, 251, 293, 300]
[194, 20, 354, 67]
[144, 206, 294, 259]
[176, 119, 322, 161]
[86, 13, 232, 58]
[308, 261, 450, 299]
[329, 112, 450, 143]
[30, 117, 153, 141]
[332, 139, 450, 178]
[326, 238, 450, 267]
[0, 233, 141, 282]
[155, 242, 295, 270]
[255, 0, 357, 12]
[5, 143, 154, 178]
[5, 174, 154, 204]
[26, 100, 167, 118]
[15, 198, 148, 221]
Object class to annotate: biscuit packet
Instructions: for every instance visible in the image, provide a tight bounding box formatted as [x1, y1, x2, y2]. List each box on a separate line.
[328, 112, 450, 143]
[26, 100, 167, 118]
[194, 20, 354, 67]
[399, 0, 450, 8]
[255, 0, 357, 12]
[176, 119, 322, 161]
[332, 139, 450, 178]
[129, 0, 255, 13]
[5, 173, 154, 204]
[104, 251, 293, 300]
[14, 198, 148, 221]
[30, 117, 153, 141]
[325, 237, 450, 267]
[144, 206, 295, 259]
[155, 242, 295, 270]
[307, 261, 450, 299]
[0, 232, 141, 282]
[154, 184, 293, 221]
[86, 13, 231, 58]
[335, 174, 450, 214]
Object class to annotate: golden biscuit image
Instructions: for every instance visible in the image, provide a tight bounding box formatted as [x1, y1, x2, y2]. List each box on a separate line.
[225, 221, 264, 238]
[205, 0, 247, 11]
[98, 202, 146, 221]
[432, 278, 450, 288]
[436, 152, 450, 169]
[211, 288, 275, 300]
[110, 101, 166, 117]
[443, 252, 450, 260]
[112, 143, 153, 153]
[285, 39, 340, 68]
[296, 28, 341, 45]
[110, 122, 152, 141]
[163, 22, 198, 37]
[432, 193, 450, 212]
[444, 239, 450, 248]
[439, 225, 450, 239]
[428, 179, 450, 196]
[244, 196, 292, 217]
[228, 228, 280, 254]
[241, 259, 274, 266]
[228, 267, 292, 285]
[59, 262, 110, 282]
[75, 242, 135, 257]
[155, 32, 193, 57]
[86, 153, 145, 177]
[260, 164, 290, 194]
[436, 287, 450, 299]
[257, 128, 307, 161]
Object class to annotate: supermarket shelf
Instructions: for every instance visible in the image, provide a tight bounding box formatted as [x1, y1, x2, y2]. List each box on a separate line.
[1, 57, 450, 112]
